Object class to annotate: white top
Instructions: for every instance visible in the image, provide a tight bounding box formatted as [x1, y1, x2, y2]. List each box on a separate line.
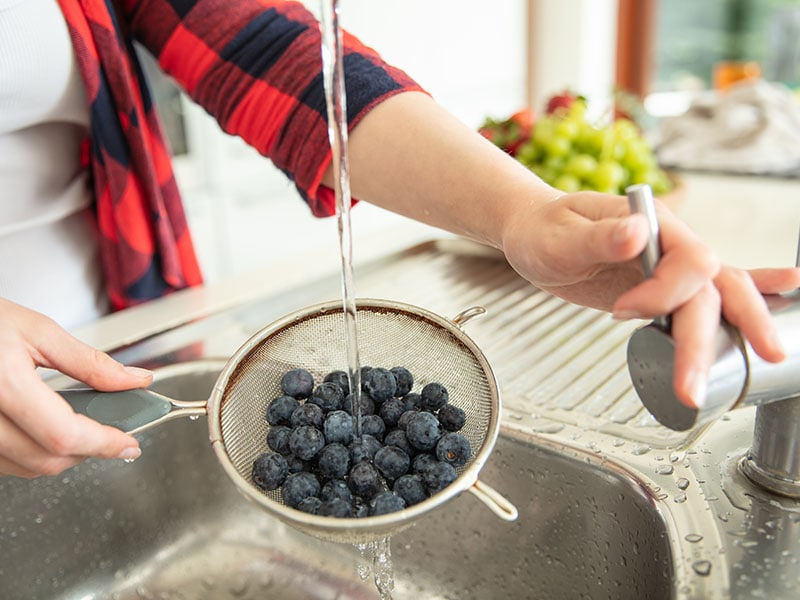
[0, 0, 108, 329]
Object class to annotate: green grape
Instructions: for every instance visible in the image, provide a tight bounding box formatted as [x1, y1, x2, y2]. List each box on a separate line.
[542, 135, 571, 158]
[515, 141, 540, 167]
[564, 153, 598, 180]
[553, 173, 581, 193]
[555, 118, 580, 141]
[592, 160, 626, 192]
[620, 139, 655, 173]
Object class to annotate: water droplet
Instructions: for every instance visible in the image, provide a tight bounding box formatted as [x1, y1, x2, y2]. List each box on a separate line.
[676, 477, 690, 490]
[632, 444, 652, 456]
[674, 492, 687, 503]
[530, 422, 565, 434]
[189, 415, 201, 421]
[612, 439, 626, 447]
[692, 560, 712, 576]
[685, 533, 704, 543]
[656, 465, 674, 475]
[123, 458, 137, 464]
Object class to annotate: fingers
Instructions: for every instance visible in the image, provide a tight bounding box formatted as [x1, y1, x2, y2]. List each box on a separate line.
[0, 300, 147, 477]
[747, 266, 800, 295]
[612, 215, 720, 319]
[0, 356, 141, 469]
[715, 267, 787, 363]
[669, 282, 721, 409]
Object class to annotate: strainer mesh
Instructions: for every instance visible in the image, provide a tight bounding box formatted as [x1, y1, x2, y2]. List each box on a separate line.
[218, 303, 494, 509]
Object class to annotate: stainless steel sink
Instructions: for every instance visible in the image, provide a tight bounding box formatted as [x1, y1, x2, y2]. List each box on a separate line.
[0, 361, 673, 600]
[4, 238, 795, 599]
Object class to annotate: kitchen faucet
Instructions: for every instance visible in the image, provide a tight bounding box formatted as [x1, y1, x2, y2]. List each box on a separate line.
[625, 184, 800, 498]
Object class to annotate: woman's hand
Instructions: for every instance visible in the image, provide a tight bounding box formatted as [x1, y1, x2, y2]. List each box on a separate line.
[0, 298, 151, 478]
[500, 191, 800, 409]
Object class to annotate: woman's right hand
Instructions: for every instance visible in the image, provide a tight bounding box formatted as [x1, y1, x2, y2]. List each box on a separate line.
[0, 298, 151, 478]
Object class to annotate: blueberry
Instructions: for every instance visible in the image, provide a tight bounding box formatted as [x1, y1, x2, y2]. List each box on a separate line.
[397, 410, 417, 430]
[323, 370, 350, 396]
[437, 404, 467, 432]
[411, 452, 437, 475]
[286, 454, 310, 474]
[349, 434, 383, 464]
[406, 411, 442, 451]
[383, 429, 415, 457]
[319, 497, 352, 518]
[324, 410, 354, 445]
[266, 395, 299, 426]
[288, 425, 325, 461]
[402, 392, 422, 412]
[421, 382, 449, 411]
[252, 452, 288, 492]
[348, 461, 384, 500]
[436, 432, 471, 467]
[369, 491, 406, 516]
[422, 461, 457, 494]
[363, 367, 397, 403]
[360, 366, 373, 383]
[317, 442, 350, 480]
[267, 425, 292, 454]
[290, 403, 324, 429]
[321, 479, 353, 504]
[374, 445, 411, 481]
[358, 414, 386, 441]
[390, 367, 414, 397]
[393, 474, 428, 506]
[379, 398, 406, 429]
[282, 471, 320, 508]
[342, 393, 375, 417]
[280, 368, 315, 399]
[296, 496, 322, 515]
[309, 382, 344, 412]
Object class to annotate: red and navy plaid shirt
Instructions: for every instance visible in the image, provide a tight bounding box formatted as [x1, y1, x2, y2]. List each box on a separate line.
[57, 0, 424, 310]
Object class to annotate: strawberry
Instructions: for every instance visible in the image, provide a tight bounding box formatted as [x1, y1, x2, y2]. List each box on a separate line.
[478, 107, 535, 157]
[544, 90, 580, 115]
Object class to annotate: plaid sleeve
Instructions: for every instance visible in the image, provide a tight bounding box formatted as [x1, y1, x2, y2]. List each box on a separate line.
[121, 0, 426, 217]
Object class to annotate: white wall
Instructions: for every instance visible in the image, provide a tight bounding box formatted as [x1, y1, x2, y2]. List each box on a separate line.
[528, 0, 619, 121]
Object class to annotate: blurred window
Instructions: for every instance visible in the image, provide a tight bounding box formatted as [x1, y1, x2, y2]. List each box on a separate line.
[617, 0, 800, 116]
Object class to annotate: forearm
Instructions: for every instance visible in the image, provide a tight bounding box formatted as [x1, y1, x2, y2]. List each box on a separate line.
[333, 92, 564, 249]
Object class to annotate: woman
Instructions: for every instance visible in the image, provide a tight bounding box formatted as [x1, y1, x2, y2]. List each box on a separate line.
[1, 0, 797, 478]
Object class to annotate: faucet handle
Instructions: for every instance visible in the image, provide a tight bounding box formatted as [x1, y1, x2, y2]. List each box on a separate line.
[625, 183, 670, 331]
[624, 184, 748, 430]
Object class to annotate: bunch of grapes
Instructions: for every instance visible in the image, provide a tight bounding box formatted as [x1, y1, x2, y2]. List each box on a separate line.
[486, 96, 672, 196]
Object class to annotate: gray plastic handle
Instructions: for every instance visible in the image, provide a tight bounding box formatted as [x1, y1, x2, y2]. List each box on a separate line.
[58, 389, 206, 434]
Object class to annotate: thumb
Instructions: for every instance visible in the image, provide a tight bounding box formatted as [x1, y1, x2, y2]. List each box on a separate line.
[580, 213, 650, 266]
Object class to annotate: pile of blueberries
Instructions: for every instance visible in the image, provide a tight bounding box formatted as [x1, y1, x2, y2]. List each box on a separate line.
[251, 365, 471, 518]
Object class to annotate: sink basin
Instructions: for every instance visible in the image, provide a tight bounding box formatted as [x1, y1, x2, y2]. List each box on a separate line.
[0, 362, 673, 600]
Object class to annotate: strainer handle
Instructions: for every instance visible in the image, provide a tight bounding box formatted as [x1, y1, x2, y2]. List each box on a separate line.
[57, 389, 206, 435]
[468, 479, 519, 521]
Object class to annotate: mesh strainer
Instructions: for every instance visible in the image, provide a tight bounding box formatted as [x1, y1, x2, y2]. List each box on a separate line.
[58, 298, 518, 544]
